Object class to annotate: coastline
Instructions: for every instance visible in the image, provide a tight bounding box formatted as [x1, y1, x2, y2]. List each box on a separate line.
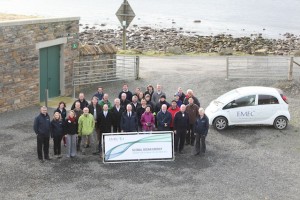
[79, 25, 300, 56]
[0, 13, 299, 56]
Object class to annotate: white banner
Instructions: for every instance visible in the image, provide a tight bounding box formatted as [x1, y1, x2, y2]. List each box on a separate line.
[103, 132, 174, 163]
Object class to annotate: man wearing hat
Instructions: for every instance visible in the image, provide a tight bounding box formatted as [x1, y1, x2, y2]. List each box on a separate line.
[154, 95, 170, 114]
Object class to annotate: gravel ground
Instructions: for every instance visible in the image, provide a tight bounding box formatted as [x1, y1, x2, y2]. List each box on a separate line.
[0, 56, 300, 200]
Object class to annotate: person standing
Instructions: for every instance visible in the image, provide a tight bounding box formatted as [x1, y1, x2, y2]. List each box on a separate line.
[185, 97, 200, 146]
[156, 104, 172, 131]
[50, 112, 64, 159]
[99, 93, 113, 110]
[54, 101, 67, 147]
[98, 104, 113, 158]
[73, 101, 83, 151]
[93, 86, 104, 101]
[78, 107, 95, 154]
[140, 106, 155, 132]
[151, 84, 166, 107]
[71, 93, 89, 110]
[120, 104, 138, 132]
[183, 89, 200, 107]
[193, 108, 209, 155]
[118, 84, 133, 102]
[167, 100, 180, 131]
[111, 98, 125, 133]
[65, 110, 77, 158]
[137, 98, 147, 131]
[175, 87, 186, 102]
[130, 95, 141, 113]
[120, 93, 131, 110]
[33, 106, 51, 163]
[144, 84, 154, 101]
[174, 105, 189, 154]
[88, 96, 102, 154]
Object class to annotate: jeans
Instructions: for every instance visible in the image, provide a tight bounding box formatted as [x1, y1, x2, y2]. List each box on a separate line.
[66, 134, 77, 157]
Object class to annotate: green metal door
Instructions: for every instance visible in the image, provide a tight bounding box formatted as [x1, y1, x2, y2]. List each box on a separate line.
[39, 45, 60, 101]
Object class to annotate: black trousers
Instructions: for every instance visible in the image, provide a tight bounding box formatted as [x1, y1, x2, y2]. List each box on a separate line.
[194, 134, 206, 154]
[186, 124, 195, 145]
[77, 136, 82, 150]
[113, 125, 121, 133]
[37, 134, 50, 160]
[53, 135, 62, 155]
[174, 129, 186, 152]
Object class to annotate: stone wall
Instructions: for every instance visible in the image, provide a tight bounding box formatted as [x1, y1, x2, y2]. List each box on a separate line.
[0, 17, 80, 113]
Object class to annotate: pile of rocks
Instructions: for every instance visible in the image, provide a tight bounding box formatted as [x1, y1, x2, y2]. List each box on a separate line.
[79, 26, 300, 55]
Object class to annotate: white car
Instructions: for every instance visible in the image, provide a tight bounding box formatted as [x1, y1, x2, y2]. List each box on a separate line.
[205, 86, 290, 130]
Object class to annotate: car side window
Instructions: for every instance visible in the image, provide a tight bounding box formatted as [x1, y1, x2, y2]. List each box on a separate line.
[223, 95, 256, 109]
[258, 95, 279, 105]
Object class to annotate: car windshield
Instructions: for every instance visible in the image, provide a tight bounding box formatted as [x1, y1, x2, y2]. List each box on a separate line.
[216, 89, 239, 103]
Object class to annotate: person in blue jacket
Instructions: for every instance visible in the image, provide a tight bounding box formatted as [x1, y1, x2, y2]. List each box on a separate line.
[33, 106, 51, 163]
[193, 108, 209, 155]
[156, 104, 172, 131]
[50, 112, 64, 159]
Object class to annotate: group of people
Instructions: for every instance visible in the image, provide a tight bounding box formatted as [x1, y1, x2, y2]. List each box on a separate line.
[33, 84, 209, 163]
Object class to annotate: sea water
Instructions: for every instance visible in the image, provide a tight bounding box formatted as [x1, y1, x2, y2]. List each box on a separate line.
[0, 0, 299, 38]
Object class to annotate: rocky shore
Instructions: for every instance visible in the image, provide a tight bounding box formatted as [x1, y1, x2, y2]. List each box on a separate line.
[79, 25, 300, 56]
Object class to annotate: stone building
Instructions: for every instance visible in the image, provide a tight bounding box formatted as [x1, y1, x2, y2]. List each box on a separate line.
[0, 17, 80, 113]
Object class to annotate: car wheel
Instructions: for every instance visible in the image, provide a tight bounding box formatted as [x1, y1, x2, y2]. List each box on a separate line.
[213, 117, 228, 131]
[274, 116, 288, 130]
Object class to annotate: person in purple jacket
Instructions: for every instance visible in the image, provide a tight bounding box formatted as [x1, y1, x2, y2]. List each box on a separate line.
[140, 106, 155, 132]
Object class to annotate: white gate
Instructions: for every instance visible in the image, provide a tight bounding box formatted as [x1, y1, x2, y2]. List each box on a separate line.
[73, 55, 139, 96]
[226, 56, 300, 80]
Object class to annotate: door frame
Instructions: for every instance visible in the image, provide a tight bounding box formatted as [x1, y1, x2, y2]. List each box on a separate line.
[36, 38, 67, 101]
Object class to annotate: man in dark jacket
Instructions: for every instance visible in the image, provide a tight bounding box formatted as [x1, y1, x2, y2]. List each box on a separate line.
[156, 104, 172, 131]
[118, 84, 133, 102]
[98, 104, 113, 157]
[186, 97, 200, 146]
[154, 95, 170, 114]
[183, 89, 200, 107]
[33, 106, 51, 163]
[71, 92, 89, 110]
[111, 98, 125, 133]
[88, 96, 102, 154]
[120, 104, 138, 132]
[120, 93, 131, 110]
[193, 108, 209, 155]
[173, 105, 189, 153]
[130, 95, 141, 113]
[93, 87, 104, 101]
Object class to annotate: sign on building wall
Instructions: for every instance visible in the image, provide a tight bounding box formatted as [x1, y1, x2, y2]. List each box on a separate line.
[103, 132, 174, 163]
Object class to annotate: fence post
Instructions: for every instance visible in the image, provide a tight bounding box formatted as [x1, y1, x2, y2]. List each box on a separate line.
[226, 57, 229, 80]
[288, 57, 294, 81]
[135, 56, 140, 80]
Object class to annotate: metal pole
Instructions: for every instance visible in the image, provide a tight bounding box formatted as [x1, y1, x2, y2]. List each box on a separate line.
[288, 57, 294, 81]
[122, 26, 126, 50]
[135, 56, 140, 80]
[226, 57, 229, 80]
[122, 0, 127, 50]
